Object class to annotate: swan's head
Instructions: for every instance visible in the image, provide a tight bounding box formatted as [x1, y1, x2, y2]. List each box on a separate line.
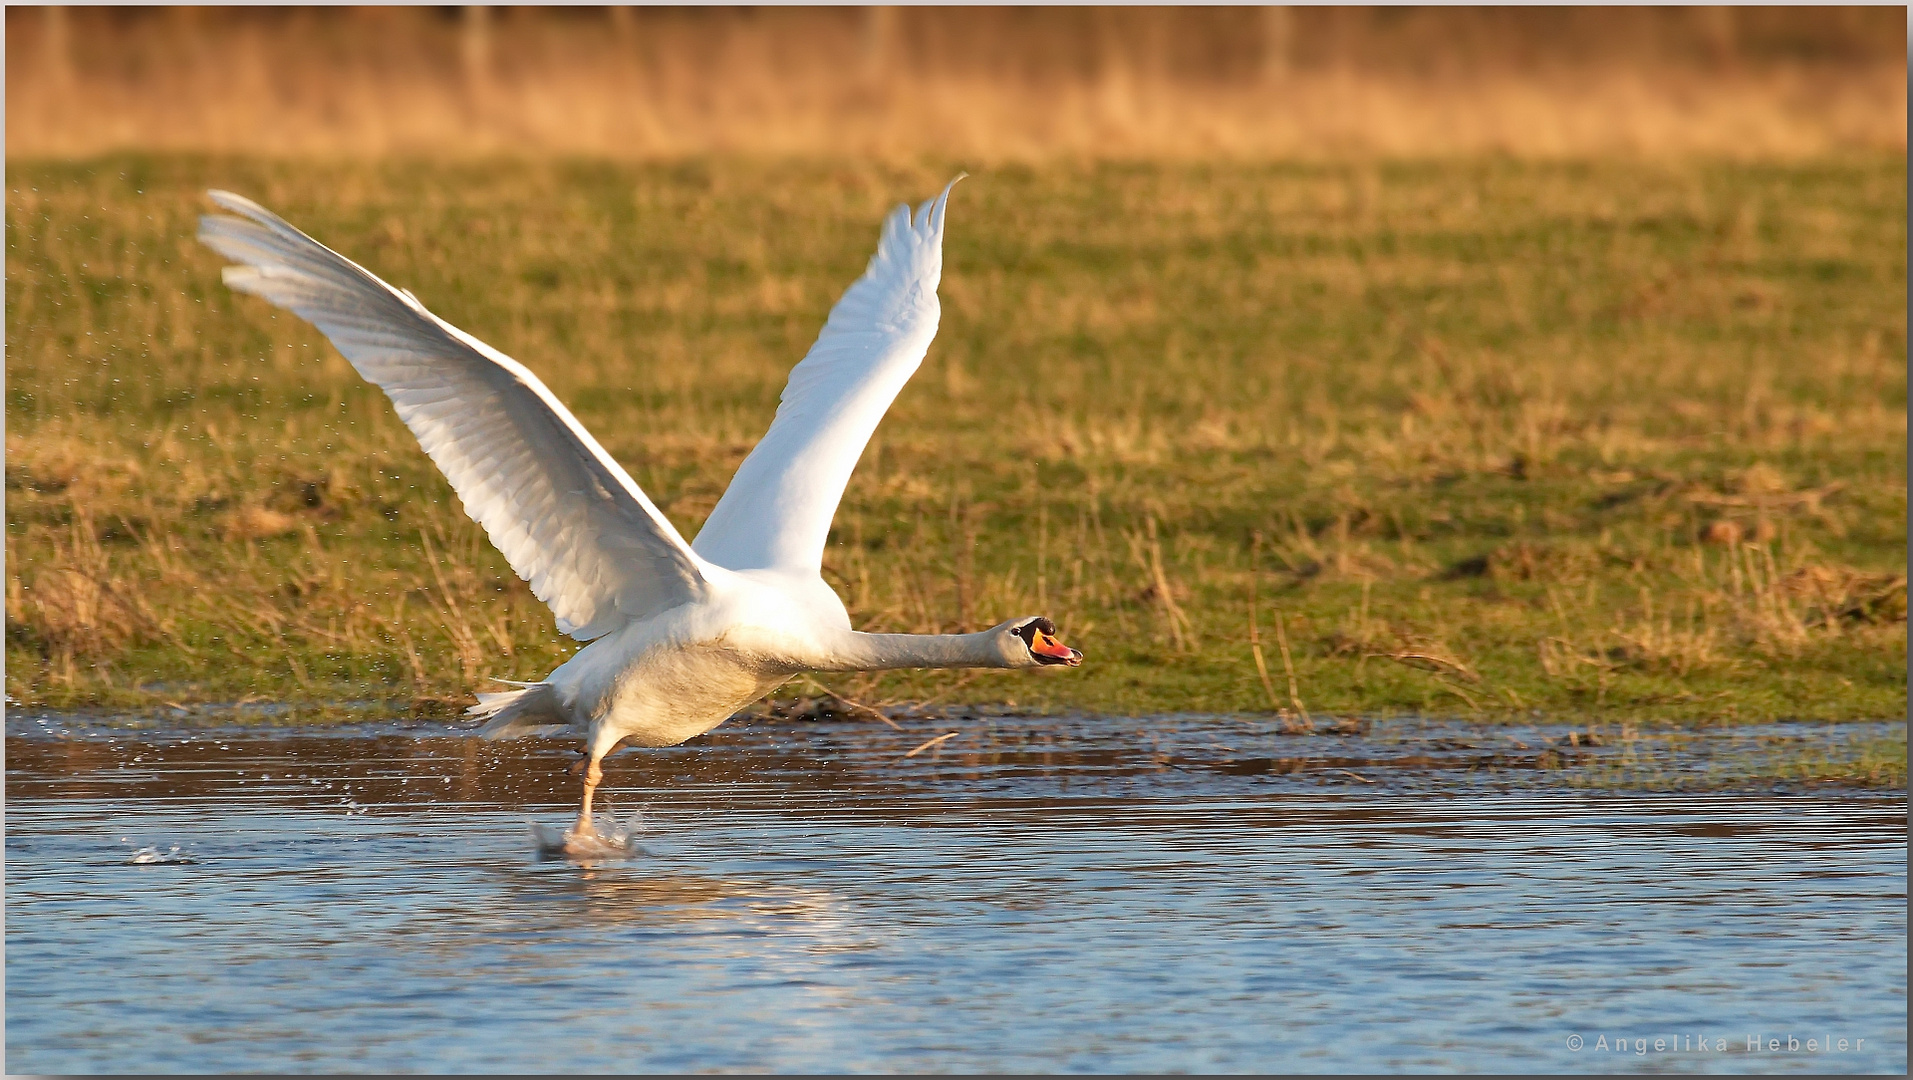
[1006, 617, 1083, 668]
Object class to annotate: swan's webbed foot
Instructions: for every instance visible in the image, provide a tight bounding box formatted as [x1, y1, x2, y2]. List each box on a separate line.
[533, 738, 638, 858]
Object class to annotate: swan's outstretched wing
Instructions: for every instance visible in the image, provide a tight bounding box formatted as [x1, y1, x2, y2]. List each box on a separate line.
[198, 190, 707, 640]
[692, 179, 958, 576]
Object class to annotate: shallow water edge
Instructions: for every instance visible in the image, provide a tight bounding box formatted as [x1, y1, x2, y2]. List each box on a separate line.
[7, 712, 1907, 1073]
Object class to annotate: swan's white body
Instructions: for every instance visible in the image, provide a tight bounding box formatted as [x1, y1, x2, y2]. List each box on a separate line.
[198, 181, 1079, 840]
[500, 571, 1044, 754]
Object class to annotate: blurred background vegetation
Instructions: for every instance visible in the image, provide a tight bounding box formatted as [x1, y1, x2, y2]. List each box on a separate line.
[7, 6, 1906, 159]
[5, 8, 1906, 722]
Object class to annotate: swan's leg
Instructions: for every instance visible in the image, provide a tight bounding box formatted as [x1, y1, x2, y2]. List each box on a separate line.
[570, 728, 621, 838]
[573, 756, 605, 836]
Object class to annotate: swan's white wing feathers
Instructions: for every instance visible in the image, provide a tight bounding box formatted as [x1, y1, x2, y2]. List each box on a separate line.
[692, 180, 957, 575]
[198, 190, 706, 640]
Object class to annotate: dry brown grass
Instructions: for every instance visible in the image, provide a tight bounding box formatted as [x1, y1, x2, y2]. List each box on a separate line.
[8, 509, 167, 684]
[1533, 539, 1906, 692]
[6, 6, 1905, 161]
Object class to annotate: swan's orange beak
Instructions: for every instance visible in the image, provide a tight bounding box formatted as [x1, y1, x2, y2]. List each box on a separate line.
[1030, 629, 1083, 667]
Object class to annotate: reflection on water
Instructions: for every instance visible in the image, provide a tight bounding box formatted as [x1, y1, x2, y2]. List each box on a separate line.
[6, 714, 1907, 1072]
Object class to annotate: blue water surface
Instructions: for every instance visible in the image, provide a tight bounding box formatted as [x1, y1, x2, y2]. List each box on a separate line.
[6, 715, 1906, 1073]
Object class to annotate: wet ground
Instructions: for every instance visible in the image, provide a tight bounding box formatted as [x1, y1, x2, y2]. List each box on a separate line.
[6, 712, 1907, 1073]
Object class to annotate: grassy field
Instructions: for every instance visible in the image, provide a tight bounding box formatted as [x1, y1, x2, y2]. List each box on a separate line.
[6, 155, 1906, 723]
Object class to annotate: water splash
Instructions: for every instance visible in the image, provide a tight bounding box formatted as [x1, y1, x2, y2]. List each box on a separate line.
[124, 843, 197, 865]
[529, 806, 646, 861]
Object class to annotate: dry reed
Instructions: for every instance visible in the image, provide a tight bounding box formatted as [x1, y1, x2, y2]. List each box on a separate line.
[5, 6, 1905, 162]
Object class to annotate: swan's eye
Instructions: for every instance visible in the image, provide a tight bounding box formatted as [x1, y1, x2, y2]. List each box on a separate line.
[1018, 620, 1081, 666]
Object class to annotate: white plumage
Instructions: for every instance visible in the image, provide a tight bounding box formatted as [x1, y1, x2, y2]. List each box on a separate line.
[199, 179, 1081, 850]
[693, 191, 949, 578]
[200, 194, 704, 640]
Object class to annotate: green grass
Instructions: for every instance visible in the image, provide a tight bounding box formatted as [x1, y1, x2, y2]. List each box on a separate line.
[1556, 724, 1909, 789]
[6, 155, 1906, 721]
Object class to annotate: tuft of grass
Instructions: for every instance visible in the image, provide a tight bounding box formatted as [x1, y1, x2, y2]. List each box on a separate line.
[1767, 733, 1910, 788]
[6, 155, 1906, 721]
[1562, 724, 1908, 790]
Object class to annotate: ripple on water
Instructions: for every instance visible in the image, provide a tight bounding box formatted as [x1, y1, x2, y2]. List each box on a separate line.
[5, 714, 1907, 1073]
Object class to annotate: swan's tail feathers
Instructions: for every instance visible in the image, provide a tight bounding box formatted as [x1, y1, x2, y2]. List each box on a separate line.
[466, 681, 569, 740]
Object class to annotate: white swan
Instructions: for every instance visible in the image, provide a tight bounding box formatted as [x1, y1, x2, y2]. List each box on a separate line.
[198, 180, 1081, 846]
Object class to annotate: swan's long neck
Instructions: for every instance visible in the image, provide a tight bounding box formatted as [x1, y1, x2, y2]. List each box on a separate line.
[804, 628, 1011, 672]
